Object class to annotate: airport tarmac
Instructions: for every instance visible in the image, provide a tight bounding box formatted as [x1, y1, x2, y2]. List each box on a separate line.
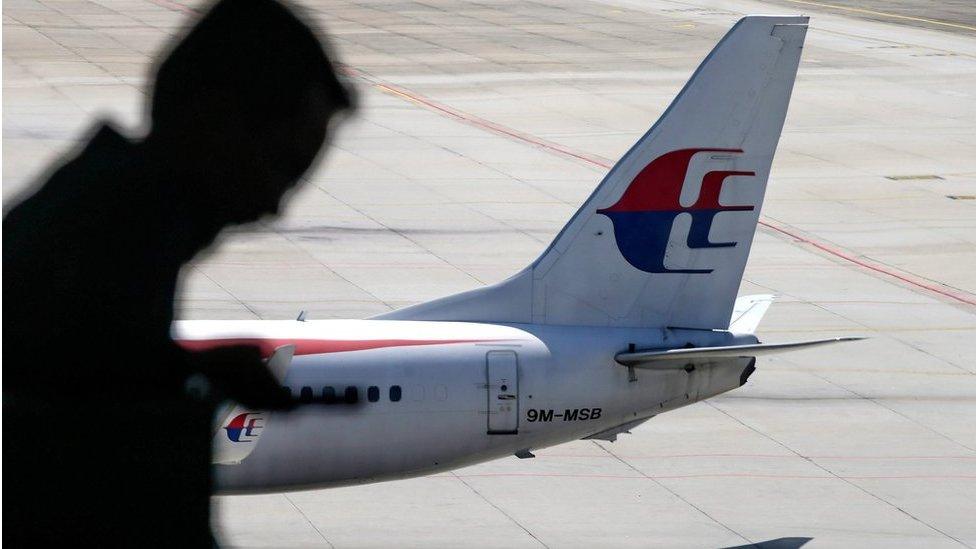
[3, 0, 975, 547]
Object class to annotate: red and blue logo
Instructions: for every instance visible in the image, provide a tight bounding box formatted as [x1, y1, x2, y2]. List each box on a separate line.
[225, 412, 264, 443]
[597, 148, 755, 273]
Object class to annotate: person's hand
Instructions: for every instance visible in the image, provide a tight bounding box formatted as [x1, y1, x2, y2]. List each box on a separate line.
[190, 345, 295, 410]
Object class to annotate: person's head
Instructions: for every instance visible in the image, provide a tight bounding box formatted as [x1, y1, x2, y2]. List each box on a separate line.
[148, 0, 354, 224]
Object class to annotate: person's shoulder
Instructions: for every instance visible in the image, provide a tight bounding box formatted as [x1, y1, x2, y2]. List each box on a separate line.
[64, 122, 137, 183]
[11, 122, 134, 200]
[3, 122, 140, 241]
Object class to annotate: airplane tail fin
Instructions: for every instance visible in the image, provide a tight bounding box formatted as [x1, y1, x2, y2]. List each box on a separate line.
[378, 16, 808, 329]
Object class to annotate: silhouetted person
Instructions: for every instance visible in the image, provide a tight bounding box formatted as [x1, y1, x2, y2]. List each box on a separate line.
[3, 0, 353, 545]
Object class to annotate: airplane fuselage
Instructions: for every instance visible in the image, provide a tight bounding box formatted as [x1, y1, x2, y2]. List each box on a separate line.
[176, 319, 755, 494]
[182, 15, 814, 494]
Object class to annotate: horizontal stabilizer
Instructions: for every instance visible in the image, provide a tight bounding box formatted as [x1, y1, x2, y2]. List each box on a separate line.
[615, 337, 864, 368]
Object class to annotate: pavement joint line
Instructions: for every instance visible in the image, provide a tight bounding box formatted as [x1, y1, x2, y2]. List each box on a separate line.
[654, 0, 976, 58]
[360, 116, 553, 246]
[439, 471, 976, 480]
[773, 369, 976, 376]
[780, 0, 976, 32]
[359, 74, 612, 169]
[763, 327, 976, 333]
[282, 493, 336, 549]
[527, 453, 976, 460]
[309, 161, 489, 287]
[189, 265, 263, 320]
[725, 394, 976, 401]
[254, 184, 401, 313]
[22, 1, 147, 82]
[264, 230, 397, 312]
[146, 0, 196, 15]
[449, 471, 550, 548]
[591, 440, 755, 546]
[754, 284, 976, 425]
[387, 0, 670, 118]
[802, 294, 974, 374]
[705, 401, 973, 547]
[830, 245, 974, 298]
[805, 25, 976, 60]
[806, 366, 976, 453]
[12, 27, 118, 119]
[758, 218, 976, 307]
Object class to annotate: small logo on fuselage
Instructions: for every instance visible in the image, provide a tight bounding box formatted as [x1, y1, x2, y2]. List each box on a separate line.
[597, 148, 755, 273]
[225, 412, 264, 442]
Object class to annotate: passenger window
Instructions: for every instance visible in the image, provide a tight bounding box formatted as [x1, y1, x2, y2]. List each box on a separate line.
[389, 385, 402, 402]
[367, 386, 379, 402]
[299, 386, 313, 404]
[344, 386, 359, 404]
[322, 386, 336, 404]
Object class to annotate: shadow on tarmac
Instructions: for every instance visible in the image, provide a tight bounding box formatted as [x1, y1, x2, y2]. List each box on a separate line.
[721, 537, 813, 549]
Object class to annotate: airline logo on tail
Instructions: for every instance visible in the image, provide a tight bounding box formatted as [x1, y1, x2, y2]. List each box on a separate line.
[597, 148, 755, 273]
[225, 412, 264, 442]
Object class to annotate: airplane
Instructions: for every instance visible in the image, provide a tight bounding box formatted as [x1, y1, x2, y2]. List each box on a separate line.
[174, 15, 860, 494]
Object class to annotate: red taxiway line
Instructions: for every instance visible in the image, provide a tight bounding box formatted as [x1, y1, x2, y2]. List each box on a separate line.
[356, 71, 975, 308]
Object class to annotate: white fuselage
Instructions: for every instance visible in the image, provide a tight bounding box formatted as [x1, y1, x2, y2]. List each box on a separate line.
[173, 15, 808, 495]
[175, 319, 754, 494]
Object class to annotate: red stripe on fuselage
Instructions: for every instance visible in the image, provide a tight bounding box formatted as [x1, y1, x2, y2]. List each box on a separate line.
[176, 337, 495, 358]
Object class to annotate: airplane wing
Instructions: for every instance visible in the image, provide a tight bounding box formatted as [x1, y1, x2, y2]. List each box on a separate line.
[615, 337, 863, 369]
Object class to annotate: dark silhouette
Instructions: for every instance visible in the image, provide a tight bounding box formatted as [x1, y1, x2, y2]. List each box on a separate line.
[721, 537, 813, 549]
[3, 0, 353, 545]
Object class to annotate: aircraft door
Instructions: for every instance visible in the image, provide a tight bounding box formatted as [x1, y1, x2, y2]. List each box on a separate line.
[486, 350, 519, 434]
